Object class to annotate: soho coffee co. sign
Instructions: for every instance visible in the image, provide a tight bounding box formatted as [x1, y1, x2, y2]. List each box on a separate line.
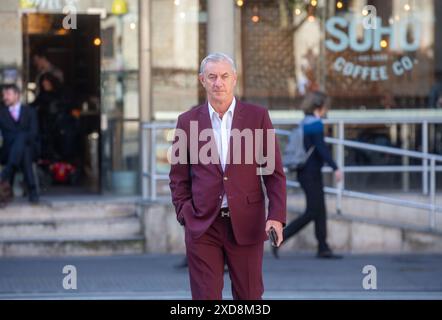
[325, 7, 420, 82]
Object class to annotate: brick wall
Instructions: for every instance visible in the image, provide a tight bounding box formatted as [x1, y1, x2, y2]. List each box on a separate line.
[241, 0, 296, 109]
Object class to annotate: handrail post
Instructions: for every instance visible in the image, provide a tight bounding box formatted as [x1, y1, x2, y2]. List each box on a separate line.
[401, 123, 410, 192]
[429, 157, 436, 230]
[142, 124, 149, 200]
[150, 126, 157, 201]
[422, 121, 428, 195]
[336, 120, 345, 215]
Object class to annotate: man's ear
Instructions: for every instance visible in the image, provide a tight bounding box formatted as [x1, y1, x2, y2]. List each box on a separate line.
[198, 74, 205, 88]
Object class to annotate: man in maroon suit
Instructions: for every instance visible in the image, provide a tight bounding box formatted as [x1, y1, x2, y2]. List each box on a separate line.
[169, 53, 286, 300]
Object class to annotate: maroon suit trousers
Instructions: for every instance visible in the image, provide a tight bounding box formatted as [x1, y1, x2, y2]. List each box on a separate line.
[185, 214, 264, 300]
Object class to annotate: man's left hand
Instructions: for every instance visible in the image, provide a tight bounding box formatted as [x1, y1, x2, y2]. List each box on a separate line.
[265, 220, 283, 247]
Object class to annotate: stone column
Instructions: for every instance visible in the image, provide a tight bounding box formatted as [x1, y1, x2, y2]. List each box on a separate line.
[139, 0, 152, 199]
[139, 0, 152, 122]
[207, 0, 235, 58]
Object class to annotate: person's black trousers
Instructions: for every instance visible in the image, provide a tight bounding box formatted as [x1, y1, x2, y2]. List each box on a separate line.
[283, 170, 328, 252]
[1, 132, 37, 191]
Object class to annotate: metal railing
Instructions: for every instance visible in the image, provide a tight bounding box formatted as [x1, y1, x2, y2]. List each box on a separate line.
[141, 118, 442, 230]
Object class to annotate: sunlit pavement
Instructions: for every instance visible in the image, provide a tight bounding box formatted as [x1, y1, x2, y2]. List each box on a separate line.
[0, 253, 441, 300]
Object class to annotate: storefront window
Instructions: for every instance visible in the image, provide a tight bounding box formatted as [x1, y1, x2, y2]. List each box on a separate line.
[240, 0, 441, 109]
[0, 0, 141, 195]
[151, 0, 203, 118]
[100, 0, 140, 195]
[239, 0, 442, 191]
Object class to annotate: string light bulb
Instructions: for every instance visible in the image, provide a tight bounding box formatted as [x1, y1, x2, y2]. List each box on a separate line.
[93, 38, 102, 46]
[252, 5, 259, 23]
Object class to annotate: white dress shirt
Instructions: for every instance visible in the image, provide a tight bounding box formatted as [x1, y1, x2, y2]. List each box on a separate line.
[9, 102, 21, 122]
[208, 97, 236, 209]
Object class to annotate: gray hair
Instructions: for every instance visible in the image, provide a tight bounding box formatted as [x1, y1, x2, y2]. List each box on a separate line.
[199, 52, 237, 75]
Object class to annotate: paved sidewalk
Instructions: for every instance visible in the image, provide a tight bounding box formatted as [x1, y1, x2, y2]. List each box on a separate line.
[0, 253, 441, 300]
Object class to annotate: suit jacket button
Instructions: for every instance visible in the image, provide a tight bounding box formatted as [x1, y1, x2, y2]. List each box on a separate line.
[224, 177, 228, 181]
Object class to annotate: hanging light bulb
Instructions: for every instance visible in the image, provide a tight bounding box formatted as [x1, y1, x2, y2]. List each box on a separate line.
[112, 0, 128, 16]
[252, 5, 259, 23]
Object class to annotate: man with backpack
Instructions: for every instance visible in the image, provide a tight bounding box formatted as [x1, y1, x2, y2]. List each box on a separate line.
[276, 91, 342, 259]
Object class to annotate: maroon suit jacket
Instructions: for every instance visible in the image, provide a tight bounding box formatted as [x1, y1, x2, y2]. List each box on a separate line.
[169, 100, 286, 246]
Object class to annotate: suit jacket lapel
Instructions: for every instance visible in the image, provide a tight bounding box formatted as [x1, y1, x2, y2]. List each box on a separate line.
[2, 106, 16, 127]
[17, 105, 26, 126]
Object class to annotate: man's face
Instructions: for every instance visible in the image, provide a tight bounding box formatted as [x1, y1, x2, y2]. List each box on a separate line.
[42, 79, 54, 92]
[199, 60, 237, 105]
[2, 89, 20, 107]
[317, 106, 328, 118]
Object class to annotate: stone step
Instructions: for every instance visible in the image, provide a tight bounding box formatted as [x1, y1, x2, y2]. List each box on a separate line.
[0, 200, 145, 257]
[0, 202, 138, 223]
[0, 236, 145, 257]
[0, 216, 142, 240]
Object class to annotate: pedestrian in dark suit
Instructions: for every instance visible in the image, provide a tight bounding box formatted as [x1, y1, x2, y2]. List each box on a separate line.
[273, 91, 342, 259]
[169, 53, 287, 300]
[0, 84, 39, 203]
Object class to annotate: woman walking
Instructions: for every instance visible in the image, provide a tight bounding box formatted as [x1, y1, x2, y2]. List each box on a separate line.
[274, 91, 342, 259]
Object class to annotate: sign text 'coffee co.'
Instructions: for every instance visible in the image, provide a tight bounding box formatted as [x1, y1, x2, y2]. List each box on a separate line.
[325, 12, 422, 82]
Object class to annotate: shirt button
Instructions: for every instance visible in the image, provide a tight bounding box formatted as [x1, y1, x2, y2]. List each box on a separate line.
[224, 177, 228, 181]
[219, 196, 222, 199]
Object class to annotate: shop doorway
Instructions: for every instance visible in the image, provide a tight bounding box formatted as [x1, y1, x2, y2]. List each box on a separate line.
[22, 13, 101, 195]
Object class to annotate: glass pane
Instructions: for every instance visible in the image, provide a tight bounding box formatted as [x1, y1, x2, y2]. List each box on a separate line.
[0, 2, 23, 85]
[151, 0, 201, 116]
[102, 120, 140, 194]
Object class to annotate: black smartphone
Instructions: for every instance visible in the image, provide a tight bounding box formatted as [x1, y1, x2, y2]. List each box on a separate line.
[269, 227, 278, 247]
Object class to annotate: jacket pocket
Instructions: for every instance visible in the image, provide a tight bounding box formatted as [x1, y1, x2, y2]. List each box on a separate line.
[246, 192, 264, 204]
